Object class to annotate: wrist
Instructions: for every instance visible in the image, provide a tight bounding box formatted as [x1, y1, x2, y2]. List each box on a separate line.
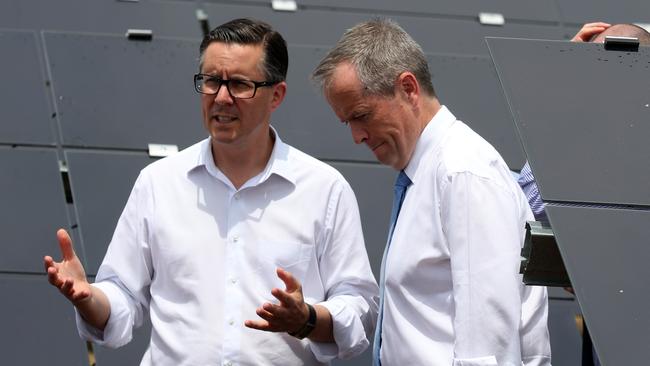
[288, 303, 317, 340]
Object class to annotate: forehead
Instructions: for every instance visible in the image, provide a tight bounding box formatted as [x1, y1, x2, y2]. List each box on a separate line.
[201, 42, 264, 75]
[325, 63, 381, 115]
[326, 64, 363, 104]
[327, 63, 361, 93]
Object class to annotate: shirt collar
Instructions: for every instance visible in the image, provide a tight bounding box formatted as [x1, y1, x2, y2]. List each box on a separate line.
[192, 125, 297, 188]
[403, 105, 456, 180]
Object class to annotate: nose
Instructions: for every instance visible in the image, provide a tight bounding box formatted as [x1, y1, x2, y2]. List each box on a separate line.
[350, 123, 368, 145]
[214, 82, 233, 105]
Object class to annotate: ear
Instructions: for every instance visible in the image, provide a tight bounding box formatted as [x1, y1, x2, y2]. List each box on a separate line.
[396, 72, 419, 106]
[269, 81, 287, 112]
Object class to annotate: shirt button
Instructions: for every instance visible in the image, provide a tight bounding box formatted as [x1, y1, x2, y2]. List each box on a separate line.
[230, 278, 237, 284]
[229, 319, 235, 326]
[232, 236, 239, 243]
[234, 193, 240, 200]
[224, 361, 232, 366]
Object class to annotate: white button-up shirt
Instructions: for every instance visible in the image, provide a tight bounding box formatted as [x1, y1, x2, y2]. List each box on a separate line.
[378, 107, 550, 366]
[76, 130, 379, 366]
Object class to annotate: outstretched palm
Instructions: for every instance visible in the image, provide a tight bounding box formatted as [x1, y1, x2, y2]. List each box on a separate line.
[44, 229, 92, 305]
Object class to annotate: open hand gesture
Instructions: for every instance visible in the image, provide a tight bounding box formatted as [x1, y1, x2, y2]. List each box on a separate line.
[245, 268, 309, 334]
[44, 229, 92, 305]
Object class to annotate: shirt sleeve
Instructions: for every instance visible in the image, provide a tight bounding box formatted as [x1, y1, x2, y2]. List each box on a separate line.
[517, 161, 547, 221]
[75, 171, 154, 348]
[308, 179, 379, 362]
[520, 285, 552, 366]
[75, 281, 142, 348]
[441, 171, 528, 365]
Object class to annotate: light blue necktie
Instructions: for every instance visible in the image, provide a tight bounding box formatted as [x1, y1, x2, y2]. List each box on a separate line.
[373, 170, 412, 366]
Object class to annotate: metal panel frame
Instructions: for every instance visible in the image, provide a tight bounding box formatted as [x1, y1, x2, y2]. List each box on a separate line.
[487, 37, 650, 205]
[45, 31, 205, 150]
[0, 29, 55, 145]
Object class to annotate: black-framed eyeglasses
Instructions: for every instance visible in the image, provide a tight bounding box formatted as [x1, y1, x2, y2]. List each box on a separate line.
[193, 73, 279, 99]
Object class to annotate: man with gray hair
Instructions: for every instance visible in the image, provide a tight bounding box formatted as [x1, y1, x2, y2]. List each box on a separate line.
[313, 18, 551, 365]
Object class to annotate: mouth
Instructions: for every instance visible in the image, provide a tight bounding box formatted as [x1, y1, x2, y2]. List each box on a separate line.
[212, 114, 238, 124]
[370, 142, 384, 151]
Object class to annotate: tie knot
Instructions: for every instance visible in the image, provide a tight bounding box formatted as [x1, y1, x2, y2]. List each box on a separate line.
[395, 170, 412, 188]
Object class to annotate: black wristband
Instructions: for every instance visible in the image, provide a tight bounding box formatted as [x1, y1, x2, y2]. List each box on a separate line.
[288, 303, 317, 340]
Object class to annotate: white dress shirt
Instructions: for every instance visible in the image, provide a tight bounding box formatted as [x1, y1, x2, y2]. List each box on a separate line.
[76, 129, 379, 366]
[378, 106, 550, 366]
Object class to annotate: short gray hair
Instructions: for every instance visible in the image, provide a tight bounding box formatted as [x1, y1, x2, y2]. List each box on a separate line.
[312, 18, 435, 97]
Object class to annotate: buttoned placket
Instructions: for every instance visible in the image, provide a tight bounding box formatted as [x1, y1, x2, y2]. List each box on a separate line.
[222, 188, 244, 366]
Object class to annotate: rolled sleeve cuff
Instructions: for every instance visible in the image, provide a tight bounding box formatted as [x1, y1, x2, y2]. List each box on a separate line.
[310, 298, 369, 362]
[75, 281, 135, 348]
[523, 356, 552, 366]
[452, 356, 498, 366]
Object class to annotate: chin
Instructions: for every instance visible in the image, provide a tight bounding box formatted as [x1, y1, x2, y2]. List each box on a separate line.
[210, 129, 239, 144]
[374, 154, 392, 167]
[376, 154, 402, 170]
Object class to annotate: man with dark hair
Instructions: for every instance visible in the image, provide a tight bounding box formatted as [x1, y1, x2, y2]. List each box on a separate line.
[44, 18, 378, 365]
[313, 18, 550, 366]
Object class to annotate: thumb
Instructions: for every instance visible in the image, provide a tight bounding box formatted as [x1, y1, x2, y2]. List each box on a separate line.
[276, 268, 300, 293]
[57, 228, 76, 261]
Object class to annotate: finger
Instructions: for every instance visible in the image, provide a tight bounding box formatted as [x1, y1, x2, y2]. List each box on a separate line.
[256, 307, 277, 322]
[572, 30, 601, 42]
[261, 302, 287, 316]
[276, 268, 300, 293]
[582, 22, 611, 29]
[47, 266, 64, 287]
[61, 278, 73, 294]
[271, 287, 296, 307]
[57, 228, 76, 261]
[571, 23, 611, 42]
[43, 256, 54, 272]
[244, 319, 272, 331]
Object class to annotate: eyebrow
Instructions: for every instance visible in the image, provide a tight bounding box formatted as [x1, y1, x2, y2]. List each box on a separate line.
[349, 106, 371, 119]
[199, 68, 255, 80]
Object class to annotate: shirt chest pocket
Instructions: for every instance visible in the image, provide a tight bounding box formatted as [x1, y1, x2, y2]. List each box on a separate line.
[257, 241, 313, 286]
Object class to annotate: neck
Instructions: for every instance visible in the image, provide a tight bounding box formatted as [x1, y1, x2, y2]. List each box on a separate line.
[397, 97, 442, 171]
[419, 96, 441, 130]
[211, 129, 274, 190]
